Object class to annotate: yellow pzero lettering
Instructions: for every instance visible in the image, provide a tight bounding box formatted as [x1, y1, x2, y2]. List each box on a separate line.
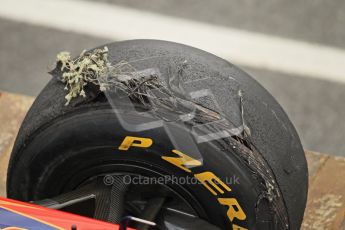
[232, 224, 248, 230]
[118, 136, 153, 150]
[161, 149, 202, 173]
[194, 171, 231, 195]
[218, 198, 247, 222]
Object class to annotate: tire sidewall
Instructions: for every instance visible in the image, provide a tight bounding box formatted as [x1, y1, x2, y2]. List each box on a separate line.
[8, 107, 261, 229]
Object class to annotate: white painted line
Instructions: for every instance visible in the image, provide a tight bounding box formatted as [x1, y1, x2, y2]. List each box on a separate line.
[1, 0, 345, 83]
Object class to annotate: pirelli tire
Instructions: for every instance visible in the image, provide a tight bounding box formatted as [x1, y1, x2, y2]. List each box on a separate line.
[7, 40, 308, 230]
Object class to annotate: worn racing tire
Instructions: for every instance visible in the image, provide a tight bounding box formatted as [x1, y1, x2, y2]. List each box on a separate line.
[7, 40, 308, 230]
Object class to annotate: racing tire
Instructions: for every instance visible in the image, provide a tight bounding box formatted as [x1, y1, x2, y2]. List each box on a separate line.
[7, 40, 308, 230]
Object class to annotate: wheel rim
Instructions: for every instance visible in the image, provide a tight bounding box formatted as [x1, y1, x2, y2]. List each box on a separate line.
[59, 162, 212, 229]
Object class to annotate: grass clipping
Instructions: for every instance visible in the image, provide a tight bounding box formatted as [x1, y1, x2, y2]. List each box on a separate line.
[55, 47, 109, 105]
[54, 47, 166, 106]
